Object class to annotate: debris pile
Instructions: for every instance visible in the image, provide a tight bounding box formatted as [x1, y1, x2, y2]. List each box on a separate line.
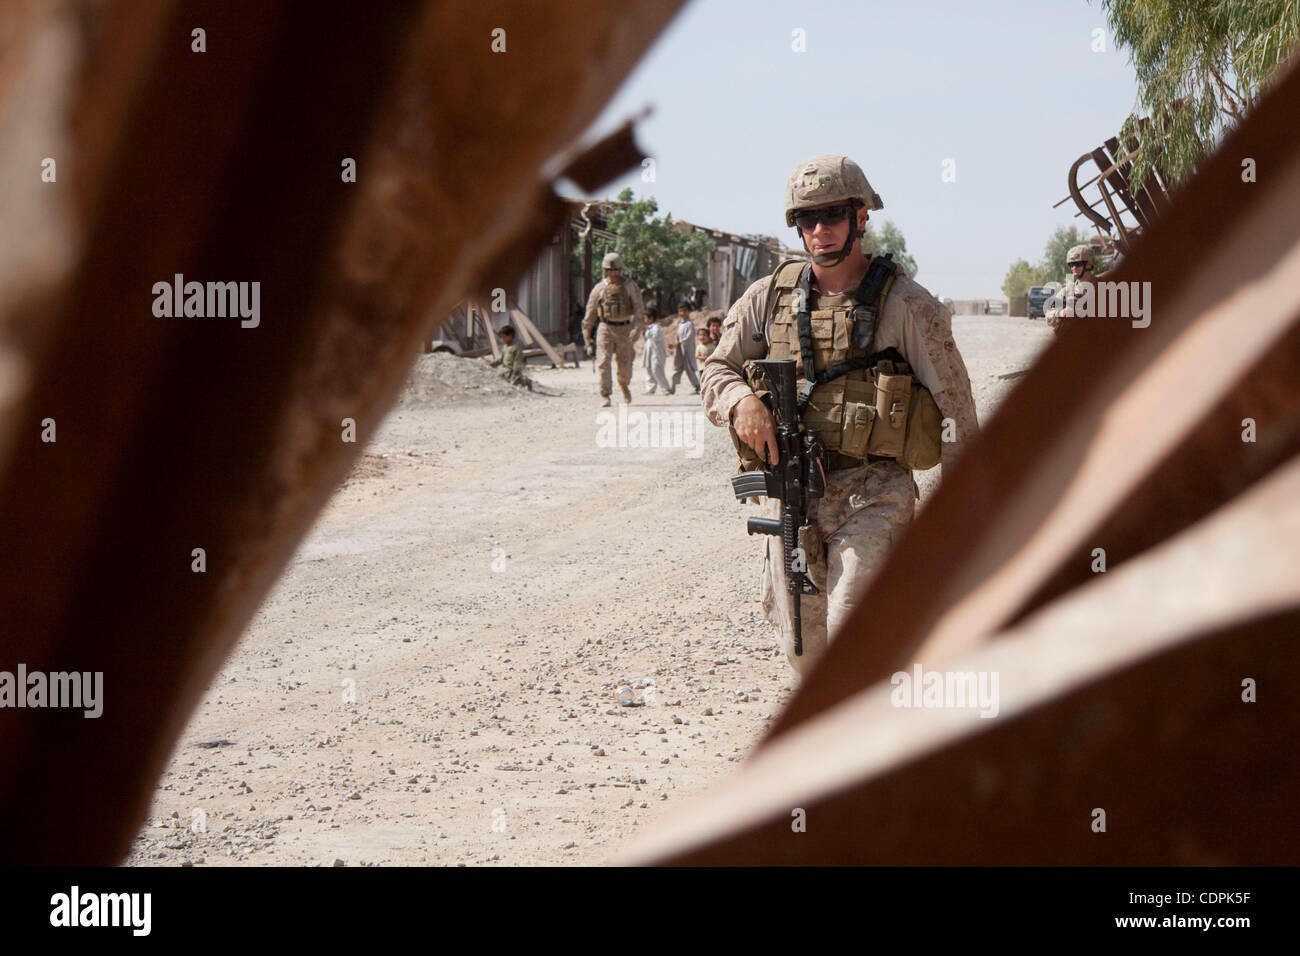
[400, 352, 534, 408]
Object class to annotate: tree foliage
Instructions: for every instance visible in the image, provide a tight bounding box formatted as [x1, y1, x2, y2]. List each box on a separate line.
[1099, 0, 1300, 187]
[587, 188, 714, 311]
[1003, 225, 1096, 297]
[1002, 259, 1047, 298]
[861, 219, 919, 278]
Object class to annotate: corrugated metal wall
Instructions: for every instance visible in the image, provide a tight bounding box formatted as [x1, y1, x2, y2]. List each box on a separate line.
[515, 232, 571, 339]
[708, 247, 732, 310]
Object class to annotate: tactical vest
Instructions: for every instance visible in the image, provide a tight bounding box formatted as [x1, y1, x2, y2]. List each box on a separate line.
[735, 255, 943, 471]
[597, 279, 634, 322]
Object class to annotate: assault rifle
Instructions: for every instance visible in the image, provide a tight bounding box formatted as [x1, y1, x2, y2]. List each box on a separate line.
[728, 359, 825, 655]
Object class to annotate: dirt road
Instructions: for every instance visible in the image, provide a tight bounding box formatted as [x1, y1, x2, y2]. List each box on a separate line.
[126, 314, 1053, 866]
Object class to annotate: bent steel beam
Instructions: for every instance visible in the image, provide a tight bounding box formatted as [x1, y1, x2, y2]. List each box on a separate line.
[0, 0, 683, 864]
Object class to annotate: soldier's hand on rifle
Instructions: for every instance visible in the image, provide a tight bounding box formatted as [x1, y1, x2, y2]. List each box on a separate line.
[732, 393, 779, 465]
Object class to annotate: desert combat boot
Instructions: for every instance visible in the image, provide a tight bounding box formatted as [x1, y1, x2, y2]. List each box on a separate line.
[620, 384, 632, 404]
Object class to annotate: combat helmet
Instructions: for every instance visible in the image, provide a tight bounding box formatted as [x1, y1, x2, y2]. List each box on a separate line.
[1066, 244, 1096, 269]
[602, 252, 625, 271]
[785, 155, 883, 266]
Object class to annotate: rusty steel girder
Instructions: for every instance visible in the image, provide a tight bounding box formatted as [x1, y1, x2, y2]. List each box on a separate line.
[0, 0, 683, 864]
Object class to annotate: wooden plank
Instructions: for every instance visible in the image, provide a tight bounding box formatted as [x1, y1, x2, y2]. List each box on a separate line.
[510, 305, 564, 366]
[473, 300, 501, 359]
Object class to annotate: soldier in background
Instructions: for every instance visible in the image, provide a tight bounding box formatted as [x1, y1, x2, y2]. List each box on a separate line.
[700, 154, 978, 675]
[1047, 244, 1099, 334]
[668, 300, 700, 395]
[582, 252, 644, 407]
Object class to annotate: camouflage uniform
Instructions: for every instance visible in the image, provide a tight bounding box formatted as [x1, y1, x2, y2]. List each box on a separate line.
[700, 155, 978, 675]
[1047, 244, 1098, 334]
[581, 253, 644, 403]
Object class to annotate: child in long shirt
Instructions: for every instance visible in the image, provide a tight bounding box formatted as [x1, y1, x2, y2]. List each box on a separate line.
[669, 303, 700, 394]
[642, 313, 671, 394]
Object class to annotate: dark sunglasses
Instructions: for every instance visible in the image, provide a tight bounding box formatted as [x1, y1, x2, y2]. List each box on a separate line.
[793, 204, 852, 230]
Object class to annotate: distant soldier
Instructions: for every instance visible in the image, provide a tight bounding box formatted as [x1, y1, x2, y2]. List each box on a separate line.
[485, 325, 533, 390]
[582, 252, 645, 407]
[668, 300, 700, 395]
[642, 311, 672, 395]
[1047, 244, 1099, 334]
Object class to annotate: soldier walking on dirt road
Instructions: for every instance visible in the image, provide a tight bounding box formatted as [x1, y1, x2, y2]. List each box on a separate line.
[701, 155, 979, 675]
[583, 252, 644, 407]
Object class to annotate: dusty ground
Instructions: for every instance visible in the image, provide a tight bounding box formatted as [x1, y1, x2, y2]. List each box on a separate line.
[126, 314, 1053, 867]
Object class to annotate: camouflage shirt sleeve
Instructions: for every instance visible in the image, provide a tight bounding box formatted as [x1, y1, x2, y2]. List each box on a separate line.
[894, 289, 979, 465]
[581, 281, 603, 340]
[699, 276, 771, 427]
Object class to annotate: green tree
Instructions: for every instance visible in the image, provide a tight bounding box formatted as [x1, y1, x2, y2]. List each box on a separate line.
[1002, 258, 1049, 298]
[861, 219, 918, 278]
[1003, 225, 1098, 298]
[1098, 0, 1300, 187]
[592, 188, 715, 310]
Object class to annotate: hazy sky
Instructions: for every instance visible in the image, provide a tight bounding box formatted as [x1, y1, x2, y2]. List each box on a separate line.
[573, 0, 1142, 299]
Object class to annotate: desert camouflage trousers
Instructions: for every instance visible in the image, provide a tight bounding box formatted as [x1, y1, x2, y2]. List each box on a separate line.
[596, 321, 637, 397]
[760, 459, 917, 676]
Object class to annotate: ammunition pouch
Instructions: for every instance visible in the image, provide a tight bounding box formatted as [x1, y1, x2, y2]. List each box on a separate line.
[901, 380, 943, 471]
[865, 360, 911, 459]
[834, 361, 943, 469]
